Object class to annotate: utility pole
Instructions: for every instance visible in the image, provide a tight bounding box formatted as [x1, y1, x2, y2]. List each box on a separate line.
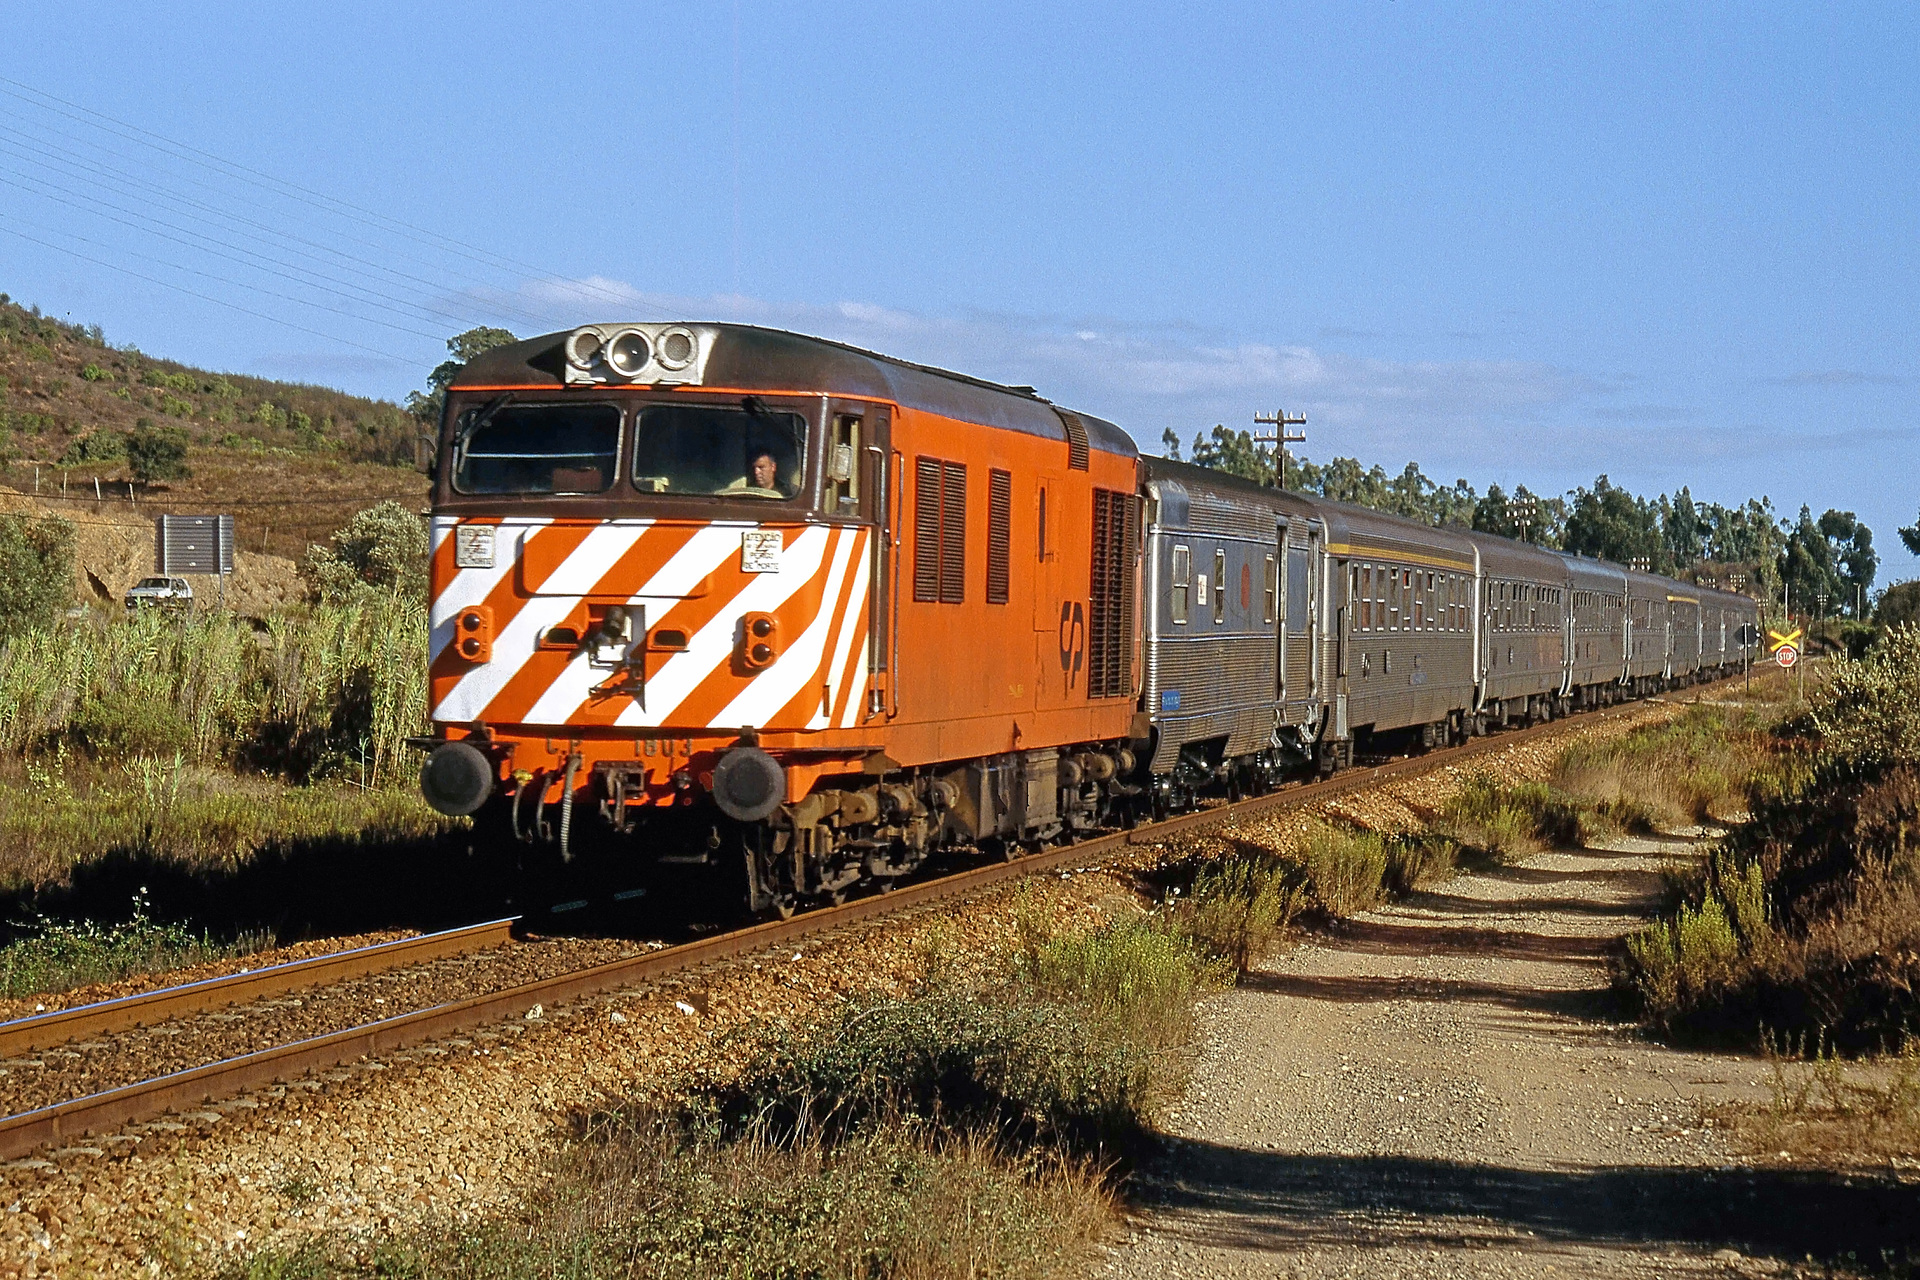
[1505, 494, 1537, 543]
[1251, 411, 1307, 490]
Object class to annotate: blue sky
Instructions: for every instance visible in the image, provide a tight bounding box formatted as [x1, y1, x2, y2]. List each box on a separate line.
[4, 2, 1916, 582]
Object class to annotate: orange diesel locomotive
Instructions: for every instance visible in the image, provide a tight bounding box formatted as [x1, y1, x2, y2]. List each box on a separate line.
[418, 323, 1144, 914]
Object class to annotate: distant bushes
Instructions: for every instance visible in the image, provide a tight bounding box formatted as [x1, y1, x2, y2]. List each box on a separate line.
[1620, 627, 1920, 1051]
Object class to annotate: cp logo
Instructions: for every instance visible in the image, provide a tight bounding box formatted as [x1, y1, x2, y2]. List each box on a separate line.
[1058, 601, 1085, 691]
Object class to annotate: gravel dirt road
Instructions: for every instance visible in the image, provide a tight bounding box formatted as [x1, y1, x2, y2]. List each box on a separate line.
[1100, 833, 1920, 1280]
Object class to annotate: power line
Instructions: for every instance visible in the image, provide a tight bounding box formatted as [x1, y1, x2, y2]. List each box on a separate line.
[0, 120, 569, 333]
[0, 218, 414, 361]
[0, 210, 442, 345]
[0, 77, 660, 320]
[0, 170, 469, 336]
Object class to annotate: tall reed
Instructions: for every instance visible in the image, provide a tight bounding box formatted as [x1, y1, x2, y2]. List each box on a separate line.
[0, 594, 427, 786]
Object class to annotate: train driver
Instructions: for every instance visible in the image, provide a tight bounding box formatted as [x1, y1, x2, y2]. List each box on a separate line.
[724, 447, 790, 499]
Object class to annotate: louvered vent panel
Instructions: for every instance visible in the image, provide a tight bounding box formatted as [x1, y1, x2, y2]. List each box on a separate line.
[986, 468, 1011, 605]
[940, 461, 967, 604]
[1058, 409, 1090, 471]
[913, 457, 941, 603]
[1087, 488, 1134, 698]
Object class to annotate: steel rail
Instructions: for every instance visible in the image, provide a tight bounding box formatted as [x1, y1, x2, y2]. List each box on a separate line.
[0, 918, 519, 1059]
[0, 686, 1722, 1161]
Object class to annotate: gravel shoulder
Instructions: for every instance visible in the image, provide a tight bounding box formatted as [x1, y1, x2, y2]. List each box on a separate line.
[1099, 832, 1920, 1279]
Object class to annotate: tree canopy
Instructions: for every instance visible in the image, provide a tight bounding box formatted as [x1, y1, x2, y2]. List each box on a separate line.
[406, 327, 519, 426]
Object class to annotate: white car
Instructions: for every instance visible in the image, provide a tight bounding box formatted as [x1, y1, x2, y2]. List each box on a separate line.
[124, 576, 193, 610]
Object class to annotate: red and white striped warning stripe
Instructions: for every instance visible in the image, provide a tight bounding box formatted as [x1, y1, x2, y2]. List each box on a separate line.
[428, 518, 872, 732]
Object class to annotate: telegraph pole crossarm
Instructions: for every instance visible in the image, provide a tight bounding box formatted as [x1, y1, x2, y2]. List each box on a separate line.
[1251, 410, 1307, 489]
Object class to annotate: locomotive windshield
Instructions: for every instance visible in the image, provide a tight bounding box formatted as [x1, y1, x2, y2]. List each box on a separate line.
[453, 402, 621, 494]
[632, 402, 806, 499]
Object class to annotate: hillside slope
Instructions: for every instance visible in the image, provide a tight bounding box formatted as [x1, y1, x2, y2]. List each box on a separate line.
[0, 292, 428, 564]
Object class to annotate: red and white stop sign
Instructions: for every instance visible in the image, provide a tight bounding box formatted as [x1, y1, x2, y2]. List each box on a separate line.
[1775, 644, 1798, 668]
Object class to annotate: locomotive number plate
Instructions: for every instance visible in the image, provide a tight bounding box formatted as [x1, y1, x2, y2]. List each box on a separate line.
[740, 530, 783, 573]
[454, 525, 495, 569]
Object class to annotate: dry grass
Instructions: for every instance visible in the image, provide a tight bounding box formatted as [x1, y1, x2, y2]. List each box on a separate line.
[1554, 702, 1791, 828]
[1717, 1042, 1920, 1168]
[208, 1116, 1111, 1280]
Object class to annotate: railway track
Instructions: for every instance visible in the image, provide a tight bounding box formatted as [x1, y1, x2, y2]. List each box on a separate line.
[0, 690, 1711, 1162]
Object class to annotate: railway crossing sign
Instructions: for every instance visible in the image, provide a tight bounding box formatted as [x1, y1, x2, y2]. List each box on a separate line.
[1775, 644, 1798, 668]
[1766, 626, 1802, 654]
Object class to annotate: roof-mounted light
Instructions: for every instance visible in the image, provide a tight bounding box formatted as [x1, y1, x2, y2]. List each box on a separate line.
[605, 328, 651, 377]
[560, 323, 716, 386]
[563, 327, 605, 370]
[655, 326, 697, 371]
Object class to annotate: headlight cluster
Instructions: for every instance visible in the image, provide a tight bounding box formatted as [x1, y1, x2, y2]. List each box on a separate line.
[562, 323, 704, 385]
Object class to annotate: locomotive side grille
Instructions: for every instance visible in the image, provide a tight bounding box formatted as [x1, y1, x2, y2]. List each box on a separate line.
[913, 457, 941, 603]
[986, 468, 1011, 605]
[1057, 409, 1090, 472]
[1088, 488, 1136, 698]
[940, 462, 967, 604]
[913, 456, 968, 605]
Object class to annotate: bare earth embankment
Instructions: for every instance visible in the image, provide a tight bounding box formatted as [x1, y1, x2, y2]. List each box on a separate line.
[1101, 831, 1919, 1279]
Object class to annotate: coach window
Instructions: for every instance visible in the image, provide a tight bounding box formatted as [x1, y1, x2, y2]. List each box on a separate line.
[1171, 545, 1191, 624]
[1413, 574, 1426, 629]
[1213, 549, 1228, 624]
[1386, 567, 1400, 631]
[1268, 557, 1281, 625]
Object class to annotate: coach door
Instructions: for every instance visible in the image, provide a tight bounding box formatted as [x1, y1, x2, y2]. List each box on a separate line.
[1560, 584, 1575, 695]
[1276, 519, 1316, 707]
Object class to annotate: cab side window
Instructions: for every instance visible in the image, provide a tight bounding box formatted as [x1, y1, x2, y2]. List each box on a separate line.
[826, 414, 861, 515]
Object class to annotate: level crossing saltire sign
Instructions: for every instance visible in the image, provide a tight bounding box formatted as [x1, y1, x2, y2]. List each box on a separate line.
[1775, 644, 1798, 669]
[1766, 627, 1802, 654]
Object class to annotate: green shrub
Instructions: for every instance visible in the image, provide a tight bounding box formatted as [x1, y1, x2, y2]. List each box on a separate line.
[59, 427, 123, 463]
[1300, 821, 1392, 914]
[1384, 831, 1460, 893]
[67, 690, 195, 758]
[0, 595, 428, 785]
[710, 989, 1153, 1160]
[0, 890, 270, 998]
[0, 513, 72, 638]
[1178, 853, 1306, 972]
[1020, 916, 1223, 1065]
[1623, 634, 1920, 1048]
[301, 500, 428, 602]
[124, 420, 191, 482]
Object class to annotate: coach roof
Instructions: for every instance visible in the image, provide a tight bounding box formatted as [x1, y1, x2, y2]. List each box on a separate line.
[450, 323, 1137, 458]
